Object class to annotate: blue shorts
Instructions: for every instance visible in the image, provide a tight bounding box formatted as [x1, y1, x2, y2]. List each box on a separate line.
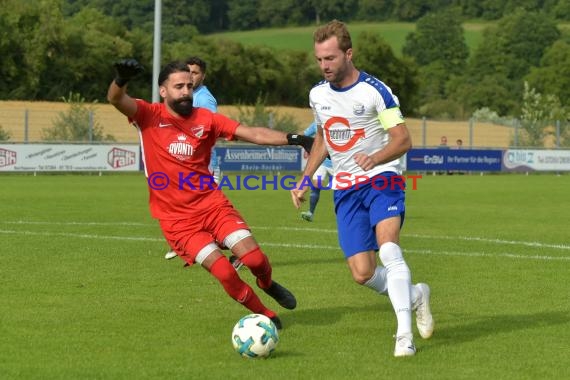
[334, 172, 406, 258]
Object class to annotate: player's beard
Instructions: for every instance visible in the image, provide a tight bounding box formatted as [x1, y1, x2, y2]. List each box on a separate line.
[324, 60, 350, 87]
[170, 96, 193, 116]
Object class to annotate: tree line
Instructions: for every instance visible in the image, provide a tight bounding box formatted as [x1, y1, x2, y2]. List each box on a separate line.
[1, 0, 569, 146]
[62, 0, 570, 33]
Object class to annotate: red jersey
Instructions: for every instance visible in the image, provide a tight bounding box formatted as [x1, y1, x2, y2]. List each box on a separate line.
[130, 99, 239, 220]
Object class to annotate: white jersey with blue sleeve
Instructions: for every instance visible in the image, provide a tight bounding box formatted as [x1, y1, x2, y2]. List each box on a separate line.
[309, 71, 405, 186]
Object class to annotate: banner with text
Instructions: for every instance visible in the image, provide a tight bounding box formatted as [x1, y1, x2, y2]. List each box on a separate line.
[406, 148, 502, 172]
[216, 146, 302, 172]
[502, 149, 570, 171]
[0, 144, 140, 172]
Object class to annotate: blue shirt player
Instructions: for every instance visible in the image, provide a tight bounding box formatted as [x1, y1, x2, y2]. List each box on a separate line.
[300, 122, 333, 222]
[186, 57, 221, 182]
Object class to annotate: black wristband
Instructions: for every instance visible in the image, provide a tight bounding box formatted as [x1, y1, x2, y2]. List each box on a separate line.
[114, 77, 129, 88]
[287, 133, 303, 145]
[286, 133, 314, 153]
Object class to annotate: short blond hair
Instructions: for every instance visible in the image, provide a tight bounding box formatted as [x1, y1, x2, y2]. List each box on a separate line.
[313, 19, 352, 52]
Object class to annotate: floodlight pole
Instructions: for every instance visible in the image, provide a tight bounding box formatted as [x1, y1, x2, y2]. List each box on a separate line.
[152, 0, 162, 103]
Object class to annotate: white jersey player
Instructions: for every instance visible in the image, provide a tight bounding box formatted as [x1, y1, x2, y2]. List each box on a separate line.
[291, 20, 434, 357]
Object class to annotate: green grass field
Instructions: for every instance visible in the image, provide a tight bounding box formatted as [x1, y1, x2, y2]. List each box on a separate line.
[1, 173, 569, 379]
[207, 22, 490, 55]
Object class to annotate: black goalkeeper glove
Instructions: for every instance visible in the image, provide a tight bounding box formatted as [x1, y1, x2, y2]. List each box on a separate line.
[287, 133, 314, 154]
[113, 58, 144, 87]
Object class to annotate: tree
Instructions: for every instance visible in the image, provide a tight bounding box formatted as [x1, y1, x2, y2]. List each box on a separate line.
[42, 92, 114, 142]
[39, 7, 134, 101]
[354, 31, 420, 115]
[257, 0, 312, 27]
[227, 0, 260, 30]
[0, 124, 10, 141]
[552, 0, 570, 20]
[526, 40, 570, 105]
[479, 0, 506, 20]
[309, 0, 358, 24]
[402, 8, 469, 117]
[449, 9, 560, 116]
[233, 96, 300, 133]
[402, 8, 469, 74]
[356, 0, 394, 21]
[519, 82, 569, 147]
[0, 0, 66, 99]
[392, 0, 447, 21]
[163, 0, 211, 33]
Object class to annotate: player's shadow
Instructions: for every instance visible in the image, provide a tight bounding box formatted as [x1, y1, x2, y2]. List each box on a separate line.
[270, 255, 344, 267]
[282, 303, 392, 328]
[425, 310, 568, 348]
[274, 303, 393, 358]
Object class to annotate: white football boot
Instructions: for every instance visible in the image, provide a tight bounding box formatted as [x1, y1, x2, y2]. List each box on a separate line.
[394, 333, 416, 357]
[164, 250, 177, 260]
[413, 283, 434, 339]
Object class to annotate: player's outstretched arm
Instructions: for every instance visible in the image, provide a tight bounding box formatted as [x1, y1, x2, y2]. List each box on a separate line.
[107, 59, 144, 118]
[234, 125, 288, 146]
[233, 125, 314, 153]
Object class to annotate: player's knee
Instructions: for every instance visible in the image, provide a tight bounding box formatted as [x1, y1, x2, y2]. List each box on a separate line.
[379, 242, 403, 265]
[240, 247, 264, 266]
[350, 268, 375, 285]
[379, 242, 410, 279]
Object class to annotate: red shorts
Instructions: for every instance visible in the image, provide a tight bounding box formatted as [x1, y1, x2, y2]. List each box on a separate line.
[159, 202, 249, 266]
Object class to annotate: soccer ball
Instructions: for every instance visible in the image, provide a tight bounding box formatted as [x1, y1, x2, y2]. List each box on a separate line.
[231, 314, 279, 358]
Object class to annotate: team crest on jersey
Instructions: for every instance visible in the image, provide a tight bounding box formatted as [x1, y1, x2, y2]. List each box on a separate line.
[191, 125, 204, 138]
[168, 133, 194, 161]
[353, 103, 365, 116]
[324, 116, 365, 152]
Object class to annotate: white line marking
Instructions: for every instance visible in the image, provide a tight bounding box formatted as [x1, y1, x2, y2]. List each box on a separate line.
[260, 242, 570, 261]
[3, 220, 569, 251]
[1, 229, 568, 262]
[0, 220, 570, 257]
[405, 233, 570, 251]
[405, 249, 570, 262]
[0, 229, 162, 242]
[1, 221, 151, 226]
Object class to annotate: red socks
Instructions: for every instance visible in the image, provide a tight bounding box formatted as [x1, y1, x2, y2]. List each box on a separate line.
[238, 247, 272, 289]
[209, 256, 275, 318]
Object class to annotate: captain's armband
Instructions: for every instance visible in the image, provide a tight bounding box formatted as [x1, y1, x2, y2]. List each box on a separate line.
[378, 107, 405, 130]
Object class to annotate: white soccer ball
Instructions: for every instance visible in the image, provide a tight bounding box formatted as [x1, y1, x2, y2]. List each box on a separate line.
[231, 313, 279, 358]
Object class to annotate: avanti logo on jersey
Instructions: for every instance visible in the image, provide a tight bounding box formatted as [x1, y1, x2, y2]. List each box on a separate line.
[324, 116, 365, 152]
[168, 134, 194, 161]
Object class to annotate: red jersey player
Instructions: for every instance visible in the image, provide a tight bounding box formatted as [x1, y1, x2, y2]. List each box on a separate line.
[107, 59, 311, 329]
